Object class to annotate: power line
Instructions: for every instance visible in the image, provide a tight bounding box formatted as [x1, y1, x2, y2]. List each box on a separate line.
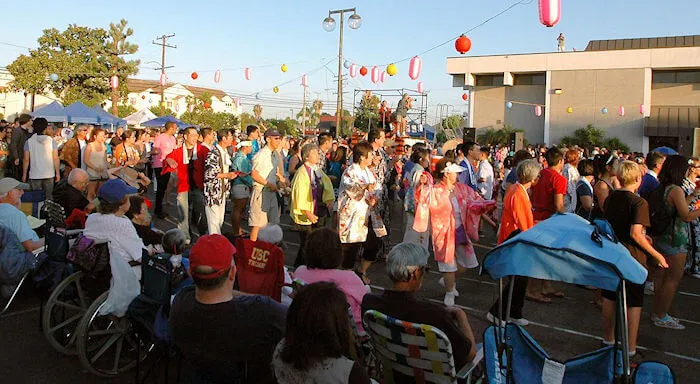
[152, 34, 176, 107]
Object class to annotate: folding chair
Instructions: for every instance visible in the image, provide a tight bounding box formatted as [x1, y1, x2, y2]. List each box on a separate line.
[363, 309, 483, 384]
[1, 243, 46, 316]
[233, 238, 285, 301]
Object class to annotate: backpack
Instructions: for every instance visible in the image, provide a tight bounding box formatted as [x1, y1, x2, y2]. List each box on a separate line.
[66, 234, 110, 274]
[647, 185, 675, 237]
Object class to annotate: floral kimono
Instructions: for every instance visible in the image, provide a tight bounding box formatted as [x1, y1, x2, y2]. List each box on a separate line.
[203, 145, 232, 207]
[414, 178, 496, 265]
[337, 163, 385, 243]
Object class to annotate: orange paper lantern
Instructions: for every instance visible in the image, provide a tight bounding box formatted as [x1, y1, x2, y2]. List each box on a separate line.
[191, 72, 198, 80]
[359, 66, 368, 76]
[455, 35, 472, 54]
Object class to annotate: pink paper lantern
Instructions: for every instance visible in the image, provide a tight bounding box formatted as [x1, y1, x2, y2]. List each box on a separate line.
[371, 66, 380, 84]
[301, 74, 308, 87]
[538, 0, 561, 27]
[618, 106, 625, 116]
[244, 67, 251, 80]
[408, 56, 422, 80]
[639, 104, 645, 115]
[535, 105, 543, 117]
[417, 81, 424, 94]
[110, 75, 119, 89]
[234, 98, 240, 108]
[214, 70, 222, 83]
[349, 64, 357, 78]
[159, 73, 167, 87]
[380, 71, 387, 83]
[188, 104, 194, 113]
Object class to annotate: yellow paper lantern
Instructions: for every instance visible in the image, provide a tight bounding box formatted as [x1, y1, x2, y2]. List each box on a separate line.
[386, 63, 397, 76]
[273, 86, 279, 93]
[281, 64, 288, 73]
[567, 106, 573, 113]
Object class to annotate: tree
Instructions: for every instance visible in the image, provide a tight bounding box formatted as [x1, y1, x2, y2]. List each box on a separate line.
[602, 137, 630, 153]
[239, 112, 257, 129]
[106, 19, 139, 116]
[150, 106, 175, 117]
[7, 22, 139, 108]
[117, 105, 137, 118]
[559, 124, 605, 150]
[477, 125, 525, 146]
[354, 92, 380, 132]
[267, 118, 300, 137]
[180, 110, 239, 131]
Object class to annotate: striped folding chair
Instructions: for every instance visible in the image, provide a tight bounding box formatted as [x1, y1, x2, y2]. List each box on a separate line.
[363, 310, 483, 384]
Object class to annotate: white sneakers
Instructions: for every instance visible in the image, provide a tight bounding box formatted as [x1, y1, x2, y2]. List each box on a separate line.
[486, 312, 529, 326]
[444, 291, 456, 306]
[652, 313, 685, 330]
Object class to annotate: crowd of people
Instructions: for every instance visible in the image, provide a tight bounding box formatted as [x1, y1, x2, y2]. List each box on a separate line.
[0, 112, 697, 381]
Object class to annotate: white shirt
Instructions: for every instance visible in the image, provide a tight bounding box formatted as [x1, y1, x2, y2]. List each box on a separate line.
[477, 159, 494, 200]
[79, 139, 87, 170]
[252, 146, 280, 187]
[83, 213, 146, 266]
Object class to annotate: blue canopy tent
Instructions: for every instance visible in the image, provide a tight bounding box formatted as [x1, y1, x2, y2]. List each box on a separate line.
[408, 123, 435, 140]
[32, 101, 67, 123]
[63, 101, 104, 124]
[91, 105, 126, 127]
[141, 115, 189, 129]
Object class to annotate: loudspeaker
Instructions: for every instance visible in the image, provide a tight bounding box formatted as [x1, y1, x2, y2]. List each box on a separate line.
[463, 127, 476, 142]
[510, 132, 524, 151]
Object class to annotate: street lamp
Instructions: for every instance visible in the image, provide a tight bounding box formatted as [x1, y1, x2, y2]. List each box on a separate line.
[323, 7, 361, 136]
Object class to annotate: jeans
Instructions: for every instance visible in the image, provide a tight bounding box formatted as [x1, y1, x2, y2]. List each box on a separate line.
[176, 188, 208, 241]
[30, 178, 55, 201]
[154, 168, 170, 215]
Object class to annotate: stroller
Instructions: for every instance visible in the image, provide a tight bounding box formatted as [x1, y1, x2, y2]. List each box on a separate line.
[480, 213, 675, 383]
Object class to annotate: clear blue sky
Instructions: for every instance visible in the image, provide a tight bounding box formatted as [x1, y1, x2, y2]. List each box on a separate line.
[1, 0, 699, 121]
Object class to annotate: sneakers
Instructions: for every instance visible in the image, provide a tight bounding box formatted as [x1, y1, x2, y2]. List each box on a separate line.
[644, 281, 654, 295]
[486, 312, 529, 326]
[437, 277, 459, 296]
[652, 314, 685, 330]
[444, 292, 456, 306]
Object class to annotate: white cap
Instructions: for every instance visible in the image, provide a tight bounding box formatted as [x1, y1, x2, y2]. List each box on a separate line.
[237, 140, 253, 149]
[0, 177, 29, 195]
[442, 162, 467, 174]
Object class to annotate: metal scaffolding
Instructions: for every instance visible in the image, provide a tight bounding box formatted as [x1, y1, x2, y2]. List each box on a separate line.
[352, 88, 428, 135]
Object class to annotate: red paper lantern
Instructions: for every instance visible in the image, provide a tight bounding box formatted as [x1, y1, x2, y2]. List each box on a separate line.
[214, 70, 222, 83]
[538, 0, 561, 27]
[191, 72, 198, 80]
[461, 93, 468, 101]
[204, 102, 211, 109]
[408, 56, 422, 80]
[110, 75, 119, 89]
[141, 95, 146, 100]
[455, 35, 472, 54]
[359, 66, 368, 76]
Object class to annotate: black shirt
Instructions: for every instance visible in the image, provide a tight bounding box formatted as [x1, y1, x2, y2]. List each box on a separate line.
[132, 223, 163, 247]
[169, 286, 287, 383]
[53, 180, 89, 217]
[361, 290, 472, 382]
[604, 190, 650, 265]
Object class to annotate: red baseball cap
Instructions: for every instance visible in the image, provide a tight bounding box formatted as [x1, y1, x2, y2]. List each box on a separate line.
[189, 234, 236, 279]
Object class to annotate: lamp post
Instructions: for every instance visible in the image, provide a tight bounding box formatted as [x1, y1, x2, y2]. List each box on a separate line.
[323, 7, 361, 136]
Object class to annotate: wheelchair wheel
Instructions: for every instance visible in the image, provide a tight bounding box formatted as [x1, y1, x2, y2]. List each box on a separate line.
[76, 291, 147, 377]
[42, 271, 91, 355]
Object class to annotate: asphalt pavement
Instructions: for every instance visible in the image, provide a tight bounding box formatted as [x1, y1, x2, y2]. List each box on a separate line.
[1, 190, 699, 383]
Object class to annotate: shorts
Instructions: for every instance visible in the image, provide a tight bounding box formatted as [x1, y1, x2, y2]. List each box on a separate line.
[655, 241, 688, 256]
[231, 184, 251, 199]
[437, 244, 479, 273]
[601, 281, 644, 308]
[248, 186, 280, 227]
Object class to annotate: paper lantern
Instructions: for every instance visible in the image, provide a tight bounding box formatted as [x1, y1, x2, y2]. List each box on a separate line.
[204, 102, 211, 109]
[49, 73, 58, 82]
[214, 70, 222, 83]
[505, 101, 513, 109]
[566, 106, 573, 113]
[455, 35, 472, 54]
[538, 0, 561, 27]
[234, 98, 240, 108]
[159, 73, 168, 86]
[349, 64, 357, 78]
[141, 95, 146, 100]
[618, 106, 625, 116]
[281, 64, 288, 73]
[343, 60, 351, 69]
[301, 74, 308, 87]
[408, 56, 422, 80]
[188, 104, 194, 113]
[359, 66, 368, 76]
[110, 75, 119, 89]
[601, 107, 608, 114]
[380, 71, 387, 83]
[371, 66, 380, 84]
[461, 93, 468, 101]
[273, 86, 279, 93]
[386, 63, 397, 76]
[191, 72, 198, 80]
[535, 105, 543, 117]
[639, 104, 645, 115]
[245, 67, 252, 80]
[417, 82, 424, 94]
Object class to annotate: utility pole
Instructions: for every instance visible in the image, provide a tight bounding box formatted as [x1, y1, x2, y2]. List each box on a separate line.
[301, 85, 307, 133]
[152, 34, 176, 113]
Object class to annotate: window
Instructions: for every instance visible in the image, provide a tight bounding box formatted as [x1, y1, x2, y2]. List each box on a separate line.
[476, 75, 504, 86]
[653, 70, 700, 84]
[514, 74, 546, 85]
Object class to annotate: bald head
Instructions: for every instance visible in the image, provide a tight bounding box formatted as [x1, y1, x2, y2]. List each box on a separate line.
[68, 168, 89, 191]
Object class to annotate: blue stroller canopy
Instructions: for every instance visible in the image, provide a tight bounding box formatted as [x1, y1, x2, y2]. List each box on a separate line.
[482, 214, 647, 291]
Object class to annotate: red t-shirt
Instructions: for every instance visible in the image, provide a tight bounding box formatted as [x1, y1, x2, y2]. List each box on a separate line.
[531, 167, 567, 222]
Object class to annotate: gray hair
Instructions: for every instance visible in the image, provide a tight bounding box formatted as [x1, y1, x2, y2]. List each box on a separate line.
[386, 242, 429, 283]
[301, 143, 319, 162]
[67, 168, 88, 184]
[162, 229, 187, 255]
[516, 159, 541, 184]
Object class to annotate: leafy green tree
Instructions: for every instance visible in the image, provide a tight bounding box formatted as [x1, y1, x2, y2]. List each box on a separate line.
[150, 106, 175, 117]
[239, 112, 258, 129]
[603, 138, 630, 153]
[180, 110, 239, 131]
[477, 125, 525, 146]
[117, 105, 137, 118]
[106, 19, 139, 116]
[559, 124, 604, 150]
[266, 118, 300, 137]
[7, 22, 139, 108]
[354, 92, 380, 132]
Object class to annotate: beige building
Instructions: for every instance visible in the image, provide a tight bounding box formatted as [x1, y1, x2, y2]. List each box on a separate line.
[446, 35, 700, 154]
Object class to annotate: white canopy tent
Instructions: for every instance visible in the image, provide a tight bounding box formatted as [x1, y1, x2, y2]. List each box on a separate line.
[124, 108, 157, 127]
